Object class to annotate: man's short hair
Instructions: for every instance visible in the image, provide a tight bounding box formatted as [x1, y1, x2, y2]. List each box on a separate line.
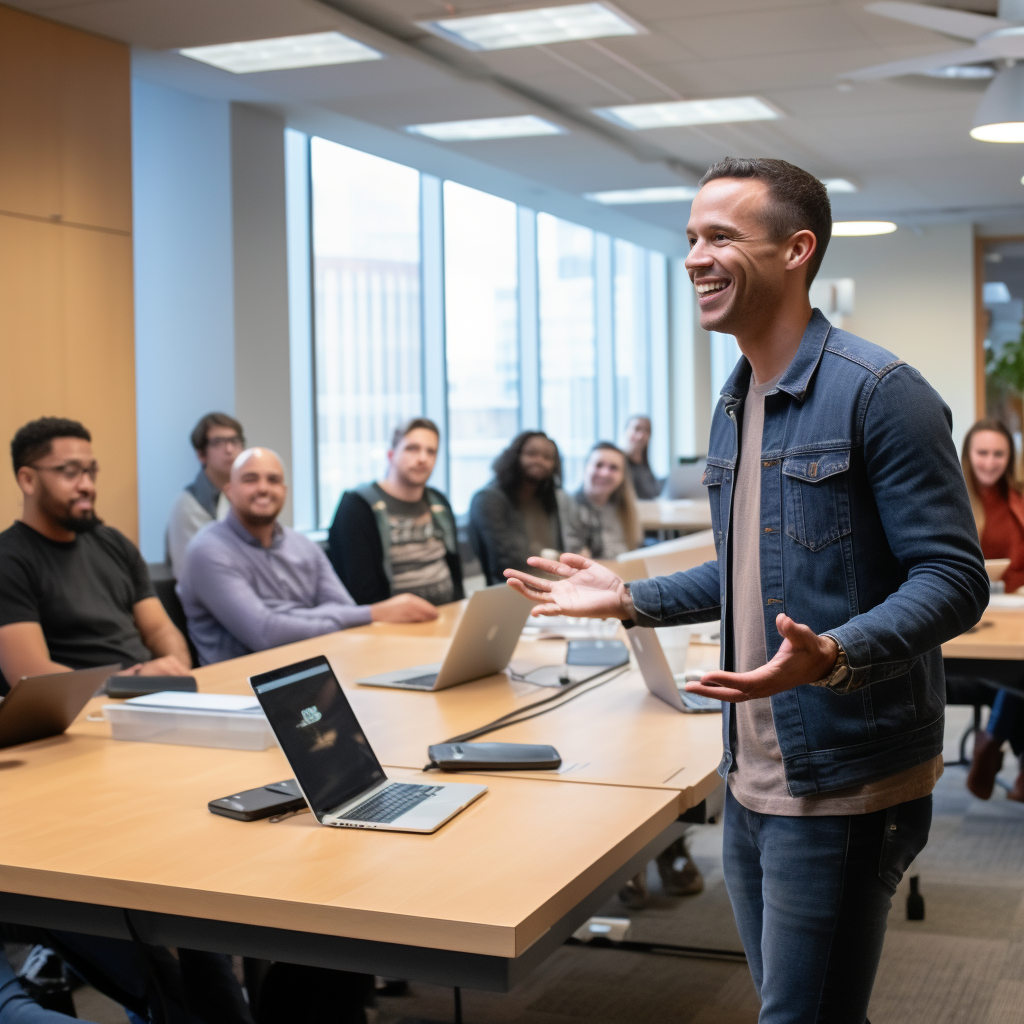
[190, 412, 245, 453]
[391, 417, 440, 450]
[698, 157, 832, 287]
[11, 417, 91, 475]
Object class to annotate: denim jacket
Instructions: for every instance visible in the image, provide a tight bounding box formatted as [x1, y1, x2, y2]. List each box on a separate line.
[629, 310, 988, 796]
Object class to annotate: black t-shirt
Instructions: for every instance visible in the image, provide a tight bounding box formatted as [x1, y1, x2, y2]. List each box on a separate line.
[0, 521, 155, 670]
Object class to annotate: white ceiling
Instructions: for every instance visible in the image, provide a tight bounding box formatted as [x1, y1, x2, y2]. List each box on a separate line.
[13, 0, 1024, 236]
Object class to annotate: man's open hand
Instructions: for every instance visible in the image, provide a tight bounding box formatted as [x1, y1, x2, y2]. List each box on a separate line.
[504, 553, 633, 619]
[685, 613, 839, 703]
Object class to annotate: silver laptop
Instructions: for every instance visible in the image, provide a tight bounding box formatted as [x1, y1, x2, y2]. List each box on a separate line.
[250, 656, 486, 833]
[0, 664, 119, 748]
[627, 628, 722, 713]
[357, 584, 532, 691]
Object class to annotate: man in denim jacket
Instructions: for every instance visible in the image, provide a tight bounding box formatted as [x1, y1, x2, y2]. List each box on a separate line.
[506, 158, 988, 1023]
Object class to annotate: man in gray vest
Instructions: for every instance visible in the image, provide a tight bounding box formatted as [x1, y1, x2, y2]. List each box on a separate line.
[166, 413, 245, 576]
[328, 418, 464, 607]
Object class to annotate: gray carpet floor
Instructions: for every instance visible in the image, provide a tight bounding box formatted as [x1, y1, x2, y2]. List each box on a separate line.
[11, 707, 1024, 1024]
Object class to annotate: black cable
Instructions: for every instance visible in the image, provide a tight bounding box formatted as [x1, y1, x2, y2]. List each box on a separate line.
[422, 666, 630, 765]
[445, 666, 609, 737]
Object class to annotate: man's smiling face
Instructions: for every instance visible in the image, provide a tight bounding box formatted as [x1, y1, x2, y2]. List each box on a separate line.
[685, 177, 798, 337]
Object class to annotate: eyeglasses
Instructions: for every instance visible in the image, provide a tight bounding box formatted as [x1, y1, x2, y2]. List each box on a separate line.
[206, 435, 245, 450]
[29, 461, 99, 482]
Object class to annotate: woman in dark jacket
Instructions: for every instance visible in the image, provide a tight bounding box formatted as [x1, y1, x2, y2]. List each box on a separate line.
[468, 431, 572, 585]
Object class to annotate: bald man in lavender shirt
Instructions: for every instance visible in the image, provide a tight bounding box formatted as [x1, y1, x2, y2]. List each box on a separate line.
[177, 448, 437, 665]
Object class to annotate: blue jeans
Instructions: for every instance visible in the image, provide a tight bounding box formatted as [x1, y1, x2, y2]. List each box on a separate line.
[722, 787, 932, 1024]
[0, 952, 91, 1024]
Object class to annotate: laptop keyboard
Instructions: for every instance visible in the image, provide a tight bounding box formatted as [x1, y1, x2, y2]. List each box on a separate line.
[389, 673, 439, 690]
[343, 783, 443, 823]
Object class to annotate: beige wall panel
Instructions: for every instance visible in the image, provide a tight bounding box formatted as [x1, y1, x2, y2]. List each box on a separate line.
[58, 28, 132, 232]
[0, 216, 67, 529]
[0, 4, 135, 539]
[61, 228, 137, 538]
[0, 7, 62, 220]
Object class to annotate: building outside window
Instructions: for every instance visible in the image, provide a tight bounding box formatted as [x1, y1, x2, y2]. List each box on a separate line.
[310, 137, 422, 527]
[443, 181, 520, 514]
[537, 212, 597, 490]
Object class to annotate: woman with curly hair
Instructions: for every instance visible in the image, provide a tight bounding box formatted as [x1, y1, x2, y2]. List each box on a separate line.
[468, 431, 573, 585]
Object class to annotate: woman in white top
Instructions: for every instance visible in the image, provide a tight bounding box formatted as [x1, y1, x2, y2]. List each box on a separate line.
[564, 442, 643, 559]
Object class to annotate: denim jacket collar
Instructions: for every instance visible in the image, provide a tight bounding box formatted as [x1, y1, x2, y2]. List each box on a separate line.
[720, 308, 832, 404]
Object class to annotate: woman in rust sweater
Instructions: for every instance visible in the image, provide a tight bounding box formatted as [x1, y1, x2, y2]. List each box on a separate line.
[963, 418, 1024, 799]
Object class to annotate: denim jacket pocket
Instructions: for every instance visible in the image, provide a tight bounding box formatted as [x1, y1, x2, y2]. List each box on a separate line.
[782, 450, 852, 552]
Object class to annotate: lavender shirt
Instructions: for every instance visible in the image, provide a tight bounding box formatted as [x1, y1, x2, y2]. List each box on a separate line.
[177, 511, 372, 665]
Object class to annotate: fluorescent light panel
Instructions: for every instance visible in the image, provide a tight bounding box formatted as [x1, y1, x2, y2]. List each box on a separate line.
[585, 186, 698, 204]
[405, 115, 564, 140]
[596, 96, 780, 130]
[420, 3, 641, 51]
[178, 31, 382, 74]
[822, 178, 858, 194]
[832, 221, 897, 237]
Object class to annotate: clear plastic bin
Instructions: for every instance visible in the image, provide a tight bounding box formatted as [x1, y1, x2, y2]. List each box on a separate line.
[104, 700, 277, 750]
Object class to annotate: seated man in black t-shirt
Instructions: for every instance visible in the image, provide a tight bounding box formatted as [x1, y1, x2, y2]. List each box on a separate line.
[0, 417, 191, 687]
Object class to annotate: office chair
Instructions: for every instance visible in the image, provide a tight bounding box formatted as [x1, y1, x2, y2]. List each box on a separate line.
[152, 577, 199, 669]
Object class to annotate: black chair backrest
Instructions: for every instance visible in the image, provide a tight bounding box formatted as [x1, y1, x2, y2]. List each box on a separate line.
[153, 577, 199, 669]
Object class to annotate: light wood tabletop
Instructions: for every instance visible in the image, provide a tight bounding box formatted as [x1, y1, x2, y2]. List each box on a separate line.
[943, 608, 1024, 660]
[156, 607, 725, 806]
[0, 734, 679, 958]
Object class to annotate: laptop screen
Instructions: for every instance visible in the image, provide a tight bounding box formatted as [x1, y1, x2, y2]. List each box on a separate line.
[251, 656, 385, 815]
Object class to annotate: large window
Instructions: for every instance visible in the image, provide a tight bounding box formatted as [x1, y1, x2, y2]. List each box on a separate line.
[613, 238, 649, 433]
[537, 213, 597, 490]
[443, 182, 519, 513]
[301, 133, 686, 530]
[311, 137, 422, 527]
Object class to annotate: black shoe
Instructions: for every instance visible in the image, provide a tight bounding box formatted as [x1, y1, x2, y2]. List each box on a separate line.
[17, 946, 77, 1017]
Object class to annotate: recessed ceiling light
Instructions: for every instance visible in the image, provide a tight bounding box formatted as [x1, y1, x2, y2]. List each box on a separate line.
[178, 32, 382, 74]
[419, 2, 642, 51]
[594, 96, 781, 130]
[832, 221, 897, 237]
[822, 178, 858, 194]
[405, 115, 565, 141]
[584, 186, 699, 204]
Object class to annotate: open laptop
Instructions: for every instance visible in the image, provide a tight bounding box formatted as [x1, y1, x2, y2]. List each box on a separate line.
[627, 627, 722, 713]
[0, 664, 119, 748]
[357, 584, 532, 691]
[250, 656, 487, 833]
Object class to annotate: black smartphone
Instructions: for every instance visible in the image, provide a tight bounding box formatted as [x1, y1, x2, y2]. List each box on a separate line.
[105, 675, 197, 699]
[208, 779, 306, 821]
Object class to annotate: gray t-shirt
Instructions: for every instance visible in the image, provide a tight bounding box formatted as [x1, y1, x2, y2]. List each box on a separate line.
[375, 486, 454, 606]
[728, 371, 941, 816]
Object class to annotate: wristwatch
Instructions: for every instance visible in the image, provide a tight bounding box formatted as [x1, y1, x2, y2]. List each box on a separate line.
[813, 635, 851, 691]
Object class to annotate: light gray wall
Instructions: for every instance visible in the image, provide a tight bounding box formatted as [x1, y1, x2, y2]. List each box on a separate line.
[818, 223, 975, 449]
[231, 103, 294, 525]
[132, 76, 235, 563]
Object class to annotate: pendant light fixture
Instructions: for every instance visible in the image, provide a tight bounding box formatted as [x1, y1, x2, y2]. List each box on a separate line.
[971, 62, 1024, 142]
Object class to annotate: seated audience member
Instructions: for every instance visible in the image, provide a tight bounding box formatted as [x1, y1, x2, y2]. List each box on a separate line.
[469, 431, 571, 585]
[962, 419, 1024, 800]
[328, 418, 463, 606]
[166, 412, 245, 577]
[0, 418, 191, 687]
[621, 415, 663, 499]
[178, 448, 436, 665]
[564, 442, 644, 559]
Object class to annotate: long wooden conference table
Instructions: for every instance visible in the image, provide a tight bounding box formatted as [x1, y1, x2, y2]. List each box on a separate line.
[0, 602, 724, 993]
